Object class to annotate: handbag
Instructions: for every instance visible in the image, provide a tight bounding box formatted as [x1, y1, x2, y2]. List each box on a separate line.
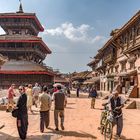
[12, 108, 18, 118]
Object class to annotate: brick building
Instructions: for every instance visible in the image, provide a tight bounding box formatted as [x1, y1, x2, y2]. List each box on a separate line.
[88, 11, 140, 98]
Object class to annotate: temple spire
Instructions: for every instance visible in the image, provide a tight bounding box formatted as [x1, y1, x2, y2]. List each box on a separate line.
[17, 0, 24, 13]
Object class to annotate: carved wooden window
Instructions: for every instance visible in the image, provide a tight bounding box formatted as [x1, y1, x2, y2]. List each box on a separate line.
[129, 30, 132, 41]
[14, 18, 20, 22]
[120, 46, 124, 54]
[124, 35, 127, 44]
[121, 62, 126, 72]
[137, 27, 140, 36]
[0, 18, 8, 22]
[129, 62, 135, 70]
[115, 66, 118, 73]
[107, 69, 109, 74]
[110, 67, 113, 73]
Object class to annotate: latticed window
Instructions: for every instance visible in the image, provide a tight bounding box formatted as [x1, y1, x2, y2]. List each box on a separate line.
[111, 67, 113, 73]
[124, 35, 127, 44]
[115, 66, 118, 73]
[129, 31, 132, 40]
[130, 62, 135, 70]
[121, 62, 126, 72]
[137, 28, 140, 36]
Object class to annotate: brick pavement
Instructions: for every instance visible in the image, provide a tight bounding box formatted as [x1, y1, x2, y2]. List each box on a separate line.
[0, 91, 140, 140]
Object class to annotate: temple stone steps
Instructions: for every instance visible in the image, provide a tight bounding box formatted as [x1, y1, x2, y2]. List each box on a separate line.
[126, 100, 140, 109]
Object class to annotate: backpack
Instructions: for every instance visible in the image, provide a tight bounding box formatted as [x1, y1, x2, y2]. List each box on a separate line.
[12, 108, 18, 118]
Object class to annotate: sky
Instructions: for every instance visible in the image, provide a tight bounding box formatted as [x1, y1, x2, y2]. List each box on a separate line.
[0, 0, 140, 73]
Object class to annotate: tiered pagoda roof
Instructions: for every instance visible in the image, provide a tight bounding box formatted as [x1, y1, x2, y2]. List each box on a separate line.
[0, 1, 54, 88]
[0, 34, 51, 54]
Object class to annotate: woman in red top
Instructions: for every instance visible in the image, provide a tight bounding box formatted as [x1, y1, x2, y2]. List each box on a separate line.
[6, 84, 16, 112]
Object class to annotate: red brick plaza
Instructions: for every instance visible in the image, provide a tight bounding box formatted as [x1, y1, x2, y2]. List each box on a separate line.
[0, 91, 140, 140]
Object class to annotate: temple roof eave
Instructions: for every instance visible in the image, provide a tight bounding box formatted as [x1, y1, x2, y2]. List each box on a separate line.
[0, 35, 51, 54]
[0, 13, 44, 32]
[87, 59, 99, 66]
[0, 60, 55, 76]
[0, 70, 55, 76]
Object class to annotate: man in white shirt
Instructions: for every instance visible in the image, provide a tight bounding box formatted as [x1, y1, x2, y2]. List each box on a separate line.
[32, 83, 41, 108]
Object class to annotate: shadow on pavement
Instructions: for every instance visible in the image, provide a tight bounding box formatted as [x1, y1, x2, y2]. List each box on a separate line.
[0, 131, 61, 140]
[67, 102, 76, 105]
[70, 94, 88, 99]
[65, 106, 75, 109]
[120, 135, 135, 140]
[48, 128, 97, 139]
[93, 108, 102, 110]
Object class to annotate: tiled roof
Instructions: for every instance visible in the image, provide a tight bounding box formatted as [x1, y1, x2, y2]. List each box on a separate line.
[83, 77, 100, 84]
[72, 71, 91, 80]
[54, 75, 69, 83]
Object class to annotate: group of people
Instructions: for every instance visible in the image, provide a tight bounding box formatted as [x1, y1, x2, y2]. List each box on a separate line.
[6, 83, 41, 113]
[6, 82, 125, 139]
[6, 83, 67, 140]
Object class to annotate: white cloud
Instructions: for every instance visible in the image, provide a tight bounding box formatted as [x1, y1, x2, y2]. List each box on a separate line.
[91, 35, 104, 43]
[43, 22, 105, 44]
[47, 43, 67, 52]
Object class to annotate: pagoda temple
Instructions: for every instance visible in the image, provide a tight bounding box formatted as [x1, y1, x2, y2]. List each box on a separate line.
[0, 2, 54, 88]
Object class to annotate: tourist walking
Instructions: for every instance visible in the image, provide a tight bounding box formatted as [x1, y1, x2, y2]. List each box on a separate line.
[52, 85, 67, 131]
[39, 86, 51, 133]
[89, 87, 98, 109]
[16, 86, 28, 140]
[66, 87, 71, 97]
[32, 83, 41, 108]
[103, 90, 125, 139]
[26, 84, 33, 113]
[76, 86, 80, 97]
[6, 83, 16, 112]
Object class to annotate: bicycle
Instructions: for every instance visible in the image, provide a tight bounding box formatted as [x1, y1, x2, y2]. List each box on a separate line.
[104, 109, 114, 140]
[100, 105, 109, 134]
[99, 105, 114, 140]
